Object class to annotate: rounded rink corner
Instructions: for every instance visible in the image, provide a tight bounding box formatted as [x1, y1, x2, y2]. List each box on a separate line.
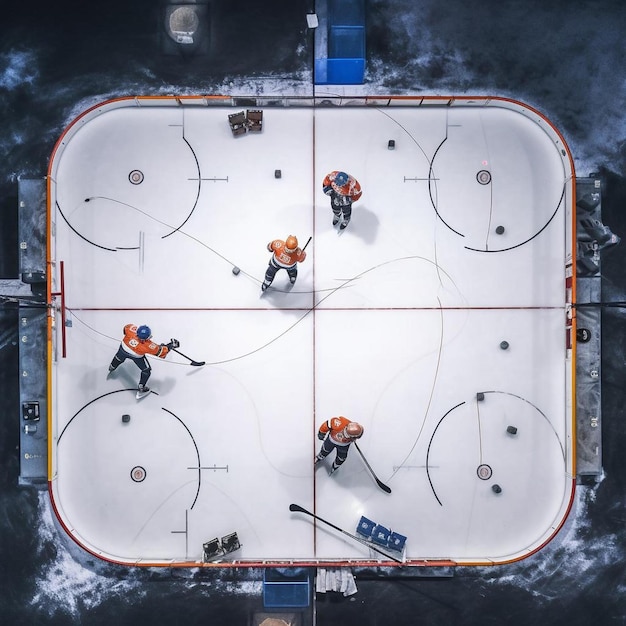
[46, 95, 577, 569]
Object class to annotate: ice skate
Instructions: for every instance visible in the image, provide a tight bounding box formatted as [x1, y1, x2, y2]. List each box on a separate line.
[339, 220, 349, 230]
[136, 385, 150, 400]
[332, 216, 340, 226]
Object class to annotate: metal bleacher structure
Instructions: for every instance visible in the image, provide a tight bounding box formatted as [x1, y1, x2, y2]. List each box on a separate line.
[575, 175, 615, 483]
[15, 178, 48, 489]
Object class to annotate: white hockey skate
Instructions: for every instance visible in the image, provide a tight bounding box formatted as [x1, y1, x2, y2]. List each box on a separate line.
[136, 385, 151, 400]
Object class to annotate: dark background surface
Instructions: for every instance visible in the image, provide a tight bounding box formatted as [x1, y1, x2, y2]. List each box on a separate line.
[1, 1, 626, 624]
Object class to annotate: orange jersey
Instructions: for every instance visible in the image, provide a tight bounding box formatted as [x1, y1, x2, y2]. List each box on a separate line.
[268, 239, 307, 268]
[319, 416, 357, 446]
[322, 171, 362, 202]
[121, 324, 169, 358]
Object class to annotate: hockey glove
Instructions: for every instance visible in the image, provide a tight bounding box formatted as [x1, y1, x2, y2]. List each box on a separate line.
[323, 185, 333, 196]
[317, 431, 326, 441]
[166, 338, 180, 350]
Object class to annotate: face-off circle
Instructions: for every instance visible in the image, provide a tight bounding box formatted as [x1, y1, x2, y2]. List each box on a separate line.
[129, 170, 144, 185]
[476, 170, 492, 185]
[477, 464, 493, 480]
[130, 466, 147, 482]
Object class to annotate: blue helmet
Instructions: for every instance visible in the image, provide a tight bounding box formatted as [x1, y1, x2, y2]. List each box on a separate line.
[334, 171, 348, 186]
[137, 325, 152, 340]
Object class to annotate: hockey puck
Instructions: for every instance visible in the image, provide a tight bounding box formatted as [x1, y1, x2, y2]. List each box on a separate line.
[232, 266, 240, 275]
[495, 225, 505, 234]
[500, 340, 509, 350]
[122, 414, 131, 423]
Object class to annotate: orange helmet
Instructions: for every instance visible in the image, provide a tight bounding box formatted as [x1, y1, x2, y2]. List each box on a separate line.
[345, 422, 363, 438]
[285, 235, 298, 252]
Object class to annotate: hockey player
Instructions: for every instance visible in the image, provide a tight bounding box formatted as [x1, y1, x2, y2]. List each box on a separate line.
[322, 171, 362, 230]
[108, 324, 179, 398]
[315, 417, 364, 475]
[261, 235, 307, 292]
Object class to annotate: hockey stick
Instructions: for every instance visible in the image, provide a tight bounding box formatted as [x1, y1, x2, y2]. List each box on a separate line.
[302, 236, 312, 252]
[354, 442, 392, 493]
[288, 504, 402, 563]
[171, 348, 205, 367]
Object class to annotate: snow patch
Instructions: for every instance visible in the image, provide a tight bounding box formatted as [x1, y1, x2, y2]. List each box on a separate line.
[0, 50, 38, 90]
[29, 493, 145, 619]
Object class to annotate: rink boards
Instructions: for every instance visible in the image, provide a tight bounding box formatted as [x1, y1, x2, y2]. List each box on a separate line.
[47, 95, 576, 567]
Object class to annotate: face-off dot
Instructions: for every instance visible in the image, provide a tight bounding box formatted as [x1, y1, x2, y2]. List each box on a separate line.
[130, 466, 147, 482]
[477, 464, 493, 480]
[476, 170, 492, 185]
[129, 170, 144, 185]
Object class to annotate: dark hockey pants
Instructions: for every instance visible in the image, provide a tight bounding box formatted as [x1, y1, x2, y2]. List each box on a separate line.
[318, 437, 350, 466]
[331, 194, 352, 223]
[110, 346, 151, 386]
[264, 258, 297, 286]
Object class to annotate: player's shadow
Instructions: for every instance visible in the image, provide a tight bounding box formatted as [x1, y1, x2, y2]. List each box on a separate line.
[107, 360, 143, 389]
[105, 363, 176, 396]
[260, 283, 315, 309]
[342, 205, 379, 244]
[105, 365, 137, 390]
[151, 376, 177, 395]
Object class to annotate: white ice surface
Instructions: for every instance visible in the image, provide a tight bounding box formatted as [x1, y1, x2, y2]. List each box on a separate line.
[49, 101, 573, 565]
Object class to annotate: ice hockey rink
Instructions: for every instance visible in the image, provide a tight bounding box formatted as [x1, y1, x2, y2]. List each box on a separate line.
[47, 95, 576, 567]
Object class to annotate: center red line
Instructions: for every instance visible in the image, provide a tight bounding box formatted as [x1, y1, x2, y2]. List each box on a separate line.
[312, 105, 318, 554]
[68, 305, 565, 312]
